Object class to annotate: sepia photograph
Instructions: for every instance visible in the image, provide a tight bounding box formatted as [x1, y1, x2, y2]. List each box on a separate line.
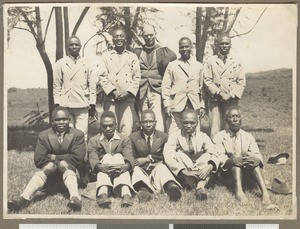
[3, 3, 296, 220]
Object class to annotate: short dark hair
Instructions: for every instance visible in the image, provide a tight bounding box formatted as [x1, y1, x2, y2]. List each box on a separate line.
[218, 33, 231, 43]
[179, 37, 192, 45]
[67, 35, 81, 45]
[111, 28, 126, 37]
[225, 106, 241, 117]
[100, 111, 116, 122]
[141, 109, 156, 120]
[181, 109, 198, 119]
[52, 106, 70, 118]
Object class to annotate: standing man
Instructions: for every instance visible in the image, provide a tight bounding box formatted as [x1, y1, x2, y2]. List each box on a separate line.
[134, 25, 177, 132]
[203, 33, 245, 139]
[53, 35, 97, 141]
[130, 109, 182, 202]
[164, 109, 219, 200]
[8, 106, 86, 212]
[162, 37, 205, 133]
[98, 28, 141, 136]
[213, 107, 271, 204]
[88, 111, 135, 208]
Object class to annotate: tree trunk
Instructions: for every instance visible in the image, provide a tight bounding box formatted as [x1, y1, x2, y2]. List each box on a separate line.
[195, 7, 202, 62]
[36, 43, 54, 121]
[63, 7, 70, 55]
[55, 7, 64, 60]
[200, 8, 212, 62]
[71, 7, 90, 35]
[123, 7, 132, 49]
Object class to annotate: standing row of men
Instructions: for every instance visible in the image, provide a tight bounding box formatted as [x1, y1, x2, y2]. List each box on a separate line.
[52, 24, 245, 140]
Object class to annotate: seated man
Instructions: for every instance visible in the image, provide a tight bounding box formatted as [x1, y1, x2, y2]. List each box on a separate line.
[213, 106, 271, 204]
[88, 111, 135, 208]
[164, 109, 219, 200]
[130, 109, 182, 202]
[8, 106, 85, 212]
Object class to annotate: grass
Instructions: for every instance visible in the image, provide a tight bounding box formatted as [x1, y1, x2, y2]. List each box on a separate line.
[5, 69, 294, 218]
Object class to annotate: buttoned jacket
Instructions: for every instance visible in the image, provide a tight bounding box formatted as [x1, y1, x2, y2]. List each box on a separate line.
[87, 132, 135, 172]
[203, 53, 245, 100]
[134, 45, 177, 99]
[213, 129, 263, 170]
[162, 57, 205, 112]
[34, 127, 86, 169]
[53, 56, 97, 107]
[129, 130, 168, 171]
[163, 129, 219, 176]
[98, 49, 141, 102]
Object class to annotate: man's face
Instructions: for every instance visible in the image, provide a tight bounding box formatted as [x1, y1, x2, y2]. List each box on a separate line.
[182, 112, 198, 135]
[179, 39, 192, 61]
[52, 110, 70, 133]
[68, 37, 81, 57]
[112, 29, 126, 49]
[100, 117, 117, 139]
[218, 36, 231, 56]
[141, 113, 156, 136]
[226, 109, 242, 133]
[143, 27, 156, 47]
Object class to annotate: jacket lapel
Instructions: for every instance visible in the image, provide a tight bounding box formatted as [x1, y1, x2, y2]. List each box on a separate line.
[60, 129, 74, 153]
[178, 62, 190, 79]
[178, 131, 189, 153]
[48, 129, 61, 153]
[240, 130, 250, 155]
[151, 131, 163, 154]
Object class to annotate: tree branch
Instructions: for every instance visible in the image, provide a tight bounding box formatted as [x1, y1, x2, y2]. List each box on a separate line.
[221, 7, 229, 32]
[225, 7, 241, 33]
[231, 8, 267, 38]
[14, 26, 34, 35]
[20, 9, 38, 40]
[71, 7, 90, 35]
[43, 7, 54, 43]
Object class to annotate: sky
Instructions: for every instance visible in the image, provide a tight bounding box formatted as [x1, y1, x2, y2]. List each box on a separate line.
[4, 3, 297, 89]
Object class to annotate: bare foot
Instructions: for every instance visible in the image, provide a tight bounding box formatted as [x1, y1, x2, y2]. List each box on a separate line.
[236, 192, 248, 203]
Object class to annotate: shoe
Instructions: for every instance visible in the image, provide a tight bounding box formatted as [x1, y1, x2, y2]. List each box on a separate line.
[96, 193, 111, 208]
[137, 190, 152, 203]
[195, 188, 208, 201]
[8, 196, 31, 212]
[121, 194, 133, 208]
[67, 196, 82, 211]
[166, 182, 181, 202]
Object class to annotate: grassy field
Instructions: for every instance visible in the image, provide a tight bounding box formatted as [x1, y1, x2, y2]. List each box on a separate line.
[5, 68, 294, 218]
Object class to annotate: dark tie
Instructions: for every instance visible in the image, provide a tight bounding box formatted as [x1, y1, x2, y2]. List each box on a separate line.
[147, 136, 151, 152]
[223, 55, 227, 64]
[58, 133, 63, 145]
[188, 135, 194, 154]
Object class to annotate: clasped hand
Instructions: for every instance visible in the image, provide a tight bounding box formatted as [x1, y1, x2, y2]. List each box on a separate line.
[229, 156, 261, 168]
[113, 90, 129, 101]
[96, 163, 129, 177]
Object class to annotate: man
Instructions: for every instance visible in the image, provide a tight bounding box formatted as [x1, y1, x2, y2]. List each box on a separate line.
[203, 33, 245, 139]
[213, 107, 271, 204]
[130, 109, 182, 202]
[53, 35, 97, 141]
[87, 111, 135, 208]
[164, 109, 219, 200]
[98, 28, 141, 136]
[162, 37, 205, 134]
[134, 25, 177, 132]
[8, 106, 86, 212]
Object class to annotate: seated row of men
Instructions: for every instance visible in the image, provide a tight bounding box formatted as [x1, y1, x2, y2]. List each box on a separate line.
[8, 106, 271, 212]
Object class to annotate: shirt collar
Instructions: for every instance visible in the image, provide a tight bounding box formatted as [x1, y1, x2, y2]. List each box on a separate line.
[100, 131, 121, 141]
[142, 130, 155, 139]
[179, 57, 192, 64]
[217, 52, 231, 61]
[227, 128, 240, 138]
[68, 54, 81, 61]
[111, 49, 129, 55]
